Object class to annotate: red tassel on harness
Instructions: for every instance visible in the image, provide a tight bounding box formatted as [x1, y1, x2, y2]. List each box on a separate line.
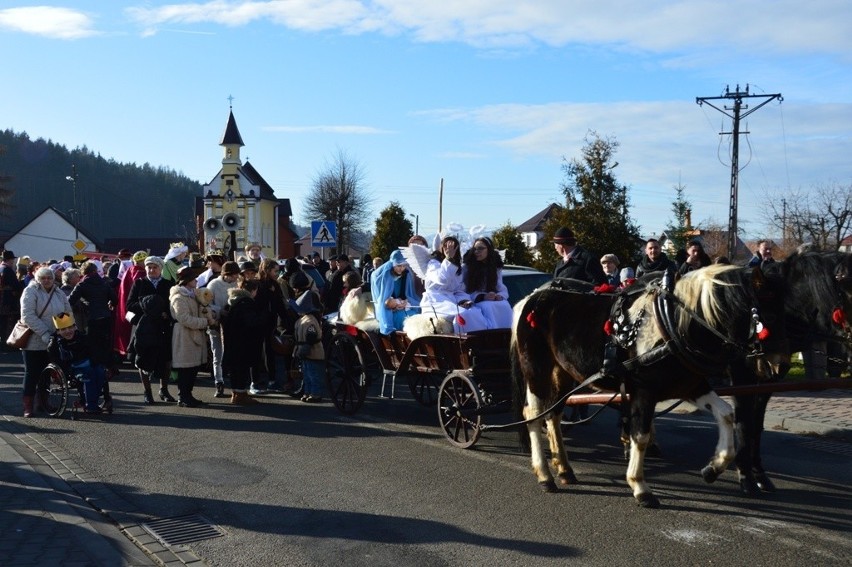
[593, 283, 617, 294]
[526, 311, 537, 329]
[757, 327, 770, 341]
[832, 308, 846, 327]
[603, 319, 614, 336]
[456, 314, 466, 326]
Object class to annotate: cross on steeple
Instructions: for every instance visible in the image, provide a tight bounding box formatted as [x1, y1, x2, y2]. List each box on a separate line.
[227, 94, 234, 109]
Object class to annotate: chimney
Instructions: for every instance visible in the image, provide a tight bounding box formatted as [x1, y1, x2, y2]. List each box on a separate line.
[685, 208, 692, 229]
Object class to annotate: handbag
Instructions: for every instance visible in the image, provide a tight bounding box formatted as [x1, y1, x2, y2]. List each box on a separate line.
[6, 288, 57, 349]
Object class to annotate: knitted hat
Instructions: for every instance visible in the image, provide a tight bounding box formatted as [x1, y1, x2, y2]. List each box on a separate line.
[144, 256, 164, 269]
[52, 312, 76, 330]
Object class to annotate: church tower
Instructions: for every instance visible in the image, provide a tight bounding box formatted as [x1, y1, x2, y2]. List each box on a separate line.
[200, 101, 294, 260]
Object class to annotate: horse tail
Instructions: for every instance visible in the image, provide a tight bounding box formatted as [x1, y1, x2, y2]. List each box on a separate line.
[511, 293, 535, 452]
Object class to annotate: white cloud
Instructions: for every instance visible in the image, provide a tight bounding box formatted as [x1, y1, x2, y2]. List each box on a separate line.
[0, 6, 97, 39]
[262, 125, 393, 134]
[124, 1, 852, 56]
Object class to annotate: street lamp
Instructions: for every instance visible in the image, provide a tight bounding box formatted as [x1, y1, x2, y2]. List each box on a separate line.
[409, 213, 419, 235]
[65, 165, 79, 242]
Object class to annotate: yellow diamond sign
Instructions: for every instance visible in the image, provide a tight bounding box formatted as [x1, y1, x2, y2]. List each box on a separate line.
[73, 239, 87, 251]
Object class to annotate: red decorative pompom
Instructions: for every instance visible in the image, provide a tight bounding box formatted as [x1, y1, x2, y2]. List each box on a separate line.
[757, 327, 770, 341]
[456, 314, 466, 326]
[832, 308, 846, 326]
[526, 311, 537, 329]
[603, 320, 614, 336]
[594, 283, 617, 294]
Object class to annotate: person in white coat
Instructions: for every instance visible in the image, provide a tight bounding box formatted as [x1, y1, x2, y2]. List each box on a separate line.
[462, 237, 513, 329]
[419, 235, 487, 333]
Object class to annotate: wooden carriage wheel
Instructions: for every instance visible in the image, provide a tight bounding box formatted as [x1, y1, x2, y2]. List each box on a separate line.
[325, 332, 368, 415]
[437, 371, 483, 449]
[408, 372, 441, 406]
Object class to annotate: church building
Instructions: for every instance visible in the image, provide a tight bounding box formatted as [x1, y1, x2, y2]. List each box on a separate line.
[198, 106, 298, 259]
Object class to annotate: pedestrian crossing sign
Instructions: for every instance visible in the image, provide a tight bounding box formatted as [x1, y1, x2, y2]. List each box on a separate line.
[311, 220, 336, 247]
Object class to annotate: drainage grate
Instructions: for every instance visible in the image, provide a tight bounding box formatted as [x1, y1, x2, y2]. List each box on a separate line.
[798, 438, 852, 457]
[141, 514, 226, 546]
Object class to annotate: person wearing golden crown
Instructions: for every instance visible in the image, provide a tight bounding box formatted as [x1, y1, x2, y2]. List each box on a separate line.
[162, 242, 188, 284]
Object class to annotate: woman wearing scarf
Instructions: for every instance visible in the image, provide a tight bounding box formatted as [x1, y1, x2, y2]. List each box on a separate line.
[370, 249, 420, 335]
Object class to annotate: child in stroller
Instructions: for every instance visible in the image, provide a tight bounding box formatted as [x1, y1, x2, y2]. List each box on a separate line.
[47, 312, 109, 414]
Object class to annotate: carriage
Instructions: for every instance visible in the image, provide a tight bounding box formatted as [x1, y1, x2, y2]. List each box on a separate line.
[324, 321, 514, 448]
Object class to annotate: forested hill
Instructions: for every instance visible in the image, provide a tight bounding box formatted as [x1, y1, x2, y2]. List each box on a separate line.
[0, 129, 202, 243]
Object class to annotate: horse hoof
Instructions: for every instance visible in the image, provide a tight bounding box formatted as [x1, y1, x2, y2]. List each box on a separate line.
[701, 465, 719, 484]
[539, 480, 559, 493]
[755, 474, 777, 493]
[636, 493, 660, 508]
[739, 478, 762, 497]
[558, 471, 578, 485]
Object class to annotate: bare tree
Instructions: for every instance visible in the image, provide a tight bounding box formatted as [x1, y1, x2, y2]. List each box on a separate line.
[304, 149, 372, 254]
[761, 183, 852, 250]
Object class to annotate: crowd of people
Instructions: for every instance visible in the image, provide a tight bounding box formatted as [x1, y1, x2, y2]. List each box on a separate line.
[0, 232, 777, 419]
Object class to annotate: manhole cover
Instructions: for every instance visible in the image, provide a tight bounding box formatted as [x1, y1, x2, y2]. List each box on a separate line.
[142, 514, 225, 546]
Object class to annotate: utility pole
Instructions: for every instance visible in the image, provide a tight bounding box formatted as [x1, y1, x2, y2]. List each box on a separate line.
[65, 165, 79, 242]
[696, 85, 782, 259]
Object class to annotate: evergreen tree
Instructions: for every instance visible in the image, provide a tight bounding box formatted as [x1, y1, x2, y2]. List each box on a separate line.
[491, 222, 533, 266]
[370, 201, 413, 260]
[535, 131, 640, 272]
[665, 182, 693, 252]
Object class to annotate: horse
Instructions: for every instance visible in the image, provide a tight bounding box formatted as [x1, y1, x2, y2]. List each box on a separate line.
[511, 264, 789, 508]
[729, 250, 851, 495]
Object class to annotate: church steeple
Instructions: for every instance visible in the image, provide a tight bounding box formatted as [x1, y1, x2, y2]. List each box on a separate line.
[220, 100, 244, 164]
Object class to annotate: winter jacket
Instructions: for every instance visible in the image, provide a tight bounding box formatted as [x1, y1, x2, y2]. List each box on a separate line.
[20, 281, 72, 350]
[169, 286, 210, 369]
[635, 253, 677, 278]
[294, 312, 324, 361]
[129, 294, 172, 372]
[69, 273, 116, 321]
[221, 289, 267, 369]
[553, 246, 607, 284]
[127, 277, 174, 326]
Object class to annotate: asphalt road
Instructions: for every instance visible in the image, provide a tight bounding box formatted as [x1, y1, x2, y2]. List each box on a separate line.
[1, 359, 850, 566]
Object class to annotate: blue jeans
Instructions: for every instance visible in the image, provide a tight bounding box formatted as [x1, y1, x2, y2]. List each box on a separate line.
[301, 359, 325, 397]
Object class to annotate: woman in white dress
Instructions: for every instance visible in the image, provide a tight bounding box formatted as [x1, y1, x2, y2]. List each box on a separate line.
[419, 236, 487, 333]
[462, 237, 513, 329]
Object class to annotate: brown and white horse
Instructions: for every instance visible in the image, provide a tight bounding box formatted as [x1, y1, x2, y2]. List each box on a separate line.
[510, 264, 788, 508]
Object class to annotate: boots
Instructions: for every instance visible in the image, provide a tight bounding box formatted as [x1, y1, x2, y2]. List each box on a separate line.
[214, 383, 226, 398]
[139, 371, 155, 404]
[158, 387, 177, 402]
[231, 391, 258, 405]
[23, 395, 34, 418]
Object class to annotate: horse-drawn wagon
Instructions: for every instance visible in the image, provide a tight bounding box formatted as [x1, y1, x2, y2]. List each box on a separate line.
[325, 321, 514, 448]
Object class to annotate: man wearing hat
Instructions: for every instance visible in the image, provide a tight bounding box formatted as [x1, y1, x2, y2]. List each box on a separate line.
[108, 249, 132, 282]
[1, 250, 22, 346]
[552, 227, 606, 284]
[126, 256, 177, 404]
[239, 261, 258, 280]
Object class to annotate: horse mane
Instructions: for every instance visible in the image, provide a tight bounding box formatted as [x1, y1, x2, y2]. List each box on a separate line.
[780, 251, 849, 333]
[674, 264, 744, 332]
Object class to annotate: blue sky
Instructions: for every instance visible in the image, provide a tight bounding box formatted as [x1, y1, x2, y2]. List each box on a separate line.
[1, 1, 850, 241]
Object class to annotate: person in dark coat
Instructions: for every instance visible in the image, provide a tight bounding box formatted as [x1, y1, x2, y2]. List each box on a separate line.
[635, 238, 677, 278]
[323, 253, 355, 313]
[551, 227, 606, 284]
[677, 240, 713, 276]
[126, 256, 175, 404]
[221, 279, 267, 404]
[69, 260, 117, 369]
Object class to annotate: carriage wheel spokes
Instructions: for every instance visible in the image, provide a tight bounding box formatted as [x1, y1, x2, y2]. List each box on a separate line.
[437, 371, 483, 449]
[38, 364, 68, 418]
[325, 333, 368, 415]
[409, 372, 440, 406]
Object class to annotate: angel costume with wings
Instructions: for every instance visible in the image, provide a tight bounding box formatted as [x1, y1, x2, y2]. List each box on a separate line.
[402, 243, 488, 334]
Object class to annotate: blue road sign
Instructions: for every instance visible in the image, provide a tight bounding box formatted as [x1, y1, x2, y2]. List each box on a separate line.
[311, 220, 337, 247]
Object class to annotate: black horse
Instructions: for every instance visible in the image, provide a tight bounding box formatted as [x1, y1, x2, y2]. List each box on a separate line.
[730, 251, 851, 495]
[511, 264, 789, 508]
